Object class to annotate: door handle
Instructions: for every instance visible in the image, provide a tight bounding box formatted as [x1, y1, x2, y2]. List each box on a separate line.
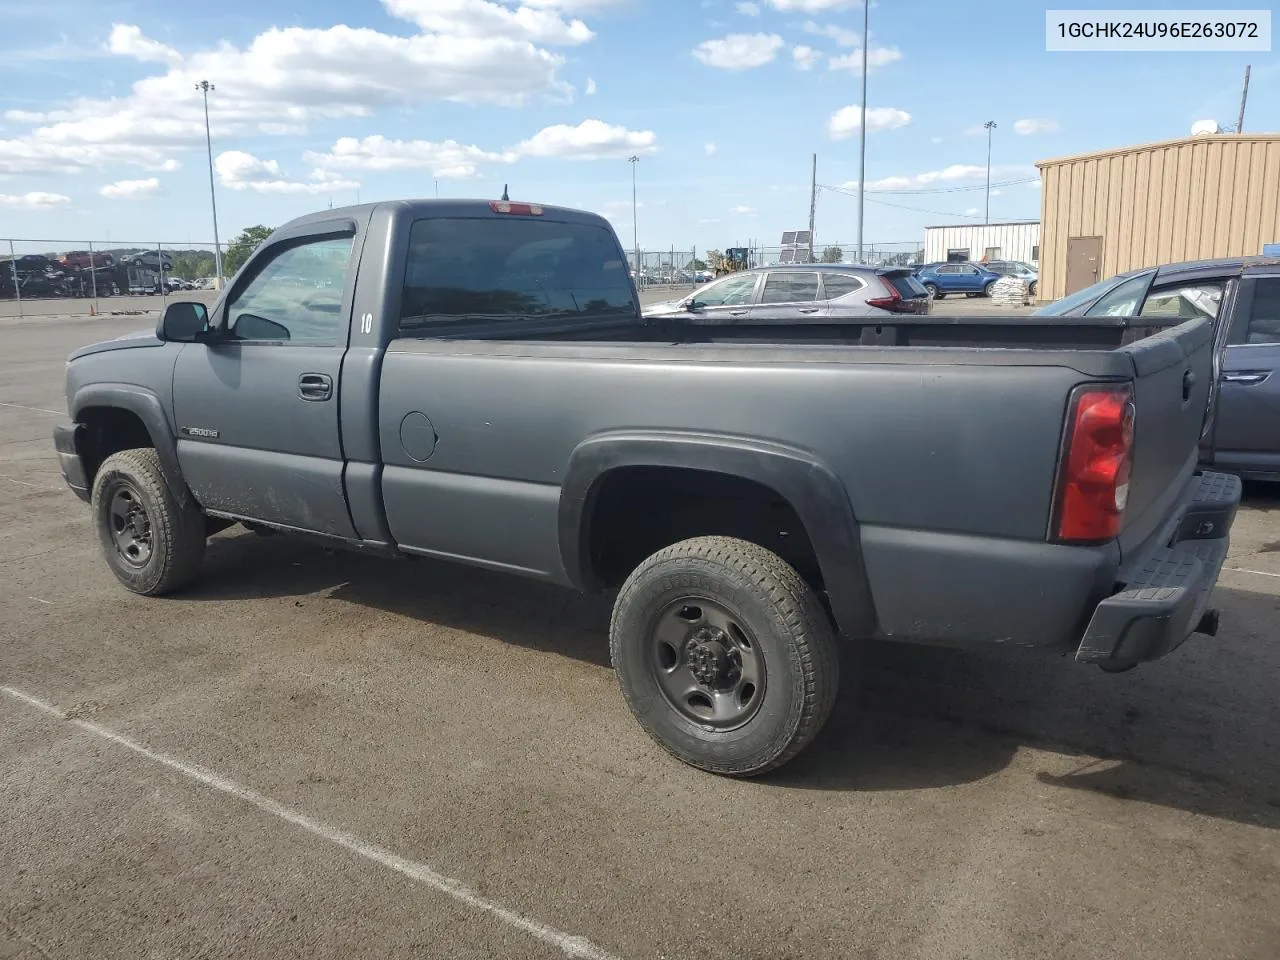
[729, 310, 749, 317]
[298, 373, 333, 401]
[798, 307, 820, 314]
[1221, 371, 1269, 386]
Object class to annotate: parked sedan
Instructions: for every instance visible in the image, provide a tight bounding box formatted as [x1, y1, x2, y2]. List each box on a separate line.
[642, 264, 932, 322]
[1036, 256, 1280, 481]
[914, 261, 1003, 299]
[985, 260, 1039, 296]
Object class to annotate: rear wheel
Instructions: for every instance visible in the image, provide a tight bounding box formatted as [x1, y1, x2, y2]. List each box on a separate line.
[923, 282, 942, 299]
[610, 536, 840, 777]
[91, 448, 206, 596]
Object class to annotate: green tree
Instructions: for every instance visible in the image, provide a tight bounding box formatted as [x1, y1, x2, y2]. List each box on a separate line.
[223, 225, 274, 277]
[689, 258, 708, 271]
[821, 246, 844, 263]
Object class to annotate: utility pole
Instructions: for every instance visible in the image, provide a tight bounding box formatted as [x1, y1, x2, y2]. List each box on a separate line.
[983, 120, 997, 224]
[629, 155, 640, 277]
[1236, 64, 1251, 133]
[196, 81, 223, 285]
[808, 153, 817, 263]
[855, 0, 869, 264]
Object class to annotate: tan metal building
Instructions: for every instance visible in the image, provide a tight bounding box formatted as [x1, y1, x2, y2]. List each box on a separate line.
[1037, 133, 1280, 301]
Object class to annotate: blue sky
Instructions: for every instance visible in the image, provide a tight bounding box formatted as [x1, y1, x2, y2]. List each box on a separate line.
[0, 0, 1273, 252]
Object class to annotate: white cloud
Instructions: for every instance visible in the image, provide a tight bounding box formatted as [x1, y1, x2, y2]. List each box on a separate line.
[930, 136, 943, 144]
[839, 164, 1036, 191]
[0, 2, 609, 177]
[705, 142, 718, 155]
[693, 33, 784, 70]
[512, 118, 657, 160]
[828, 45, 902, 72]
[792, 45, 821, 70]
[107, 24, 182, 66]
[989, 189, 1003, 197]
[100, 177, 160, 200]
[730, 205, 756, 214]
[963, 124, 990, 136]
[1013, 118, 1060, 135]
[382, 0, 593, 45]
[0, 191, 71, 209]
[965, 207, 979, 216]
[585, 77, 597, 95]
[698, 217, 721, 224]
[827, 105, 911, 140]
[216, 149, 358, 194]
[1029, 179, 1043, 189]
[737, 1, 762, 14]
[803, 21, 859, 46]
[766, 0, 861, 10]
[306, 135, 511, 178]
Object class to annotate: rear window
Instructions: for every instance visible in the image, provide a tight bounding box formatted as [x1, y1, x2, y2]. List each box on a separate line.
[883, 272, 928, 298]
[399, 217, 637, 336]
[820, 274, 865, 300]
[760, 272, 819, 303]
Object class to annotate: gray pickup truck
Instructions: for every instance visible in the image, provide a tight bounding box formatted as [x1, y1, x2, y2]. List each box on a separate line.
[53, 199, 1240, 776]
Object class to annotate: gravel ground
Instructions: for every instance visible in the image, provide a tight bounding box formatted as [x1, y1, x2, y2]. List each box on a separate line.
[2, 316, 1277, 960]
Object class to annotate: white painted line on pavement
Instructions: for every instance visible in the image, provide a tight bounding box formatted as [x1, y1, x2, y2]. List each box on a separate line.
[0, 685, 619, 960]
[27, 597, 53, 605]
[1, 476, 52, 489]
[1225, 566, 1280, 580]
[0, 401, 63, 416]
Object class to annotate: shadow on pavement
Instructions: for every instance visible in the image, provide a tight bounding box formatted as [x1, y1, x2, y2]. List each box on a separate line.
[186, 530, 1280, 829]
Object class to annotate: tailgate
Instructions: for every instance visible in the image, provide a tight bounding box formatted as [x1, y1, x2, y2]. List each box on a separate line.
[1116, 315, 1216, 557]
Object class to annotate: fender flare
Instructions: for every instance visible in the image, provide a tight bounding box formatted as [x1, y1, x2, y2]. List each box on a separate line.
[71, 383, 190, 504]
[558, 430, 876, 637]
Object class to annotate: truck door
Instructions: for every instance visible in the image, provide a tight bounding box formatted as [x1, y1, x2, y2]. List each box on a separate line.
[171, 225, 359, 536]
[1212, 276, 1280, 477]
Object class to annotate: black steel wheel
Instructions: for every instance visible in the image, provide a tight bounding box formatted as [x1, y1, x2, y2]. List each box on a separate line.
[106, 481, 153, 567]
[91, 448, 206, 595]
[611, 536, 840, 777]
[651, 597, 766, 730]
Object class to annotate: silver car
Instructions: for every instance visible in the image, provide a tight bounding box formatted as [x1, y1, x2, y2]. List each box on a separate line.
[642, 264, 932, 322]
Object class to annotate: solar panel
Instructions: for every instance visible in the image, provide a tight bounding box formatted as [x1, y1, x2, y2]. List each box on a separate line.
[780, 231, 798, 245]
[778, 249, 795, 263]
[794, 231, 812, 245]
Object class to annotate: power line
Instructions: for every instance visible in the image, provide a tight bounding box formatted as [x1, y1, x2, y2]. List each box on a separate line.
[820, 177, 1038, 196]
[818, 182, 1036, 221]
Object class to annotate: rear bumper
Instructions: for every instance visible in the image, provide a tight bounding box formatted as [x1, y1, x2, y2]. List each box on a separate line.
[1075, 470, 1240, 666]
[53, 420, 91, 503]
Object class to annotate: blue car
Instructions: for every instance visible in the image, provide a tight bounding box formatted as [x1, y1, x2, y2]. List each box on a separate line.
[914, 261, 1003, 299]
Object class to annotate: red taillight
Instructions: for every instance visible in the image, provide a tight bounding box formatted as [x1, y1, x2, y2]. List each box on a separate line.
[1054, 384, 1135, 542]
[866, 287, 907, 312]
[489, 200, 543, 216]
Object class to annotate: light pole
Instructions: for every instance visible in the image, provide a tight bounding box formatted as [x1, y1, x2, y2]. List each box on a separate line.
[629, 155, 640, 278]
[196, 81, 224, 284]
[983, 120, 997, 225]
[855, 0, 869, 264]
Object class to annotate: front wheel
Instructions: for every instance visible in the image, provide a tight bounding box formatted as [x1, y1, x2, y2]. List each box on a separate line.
[610, 536, 840, 777]
[983, 280, 997, 297]
[91, 448, 206, 595]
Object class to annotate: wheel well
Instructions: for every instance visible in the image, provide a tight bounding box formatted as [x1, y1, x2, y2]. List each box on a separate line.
[586, 466, 823, 592]
[76, 407, 154, 486]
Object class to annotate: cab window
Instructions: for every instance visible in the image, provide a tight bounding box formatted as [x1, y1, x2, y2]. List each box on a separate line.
[1244, 278, 1280, 345]
[226, 235, 353, 343]
[693, 272, 758, 307]
[760, 272, 819, 304]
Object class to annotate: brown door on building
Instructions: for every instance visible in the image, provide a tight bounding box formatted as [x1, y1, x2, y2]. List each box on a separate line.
[1065, 236, 1103, 294]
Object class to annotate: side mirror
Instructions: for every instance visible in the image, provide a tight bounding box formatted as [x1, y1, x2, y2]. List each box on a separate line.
[682, 298, 703, 311]
[157, 301, 210, 343]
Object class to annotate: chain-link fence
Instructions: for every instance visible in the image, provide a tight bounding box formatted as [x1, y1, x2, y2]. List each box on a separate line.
[2, 236, 930, 317]
[1, 239, 224, 317]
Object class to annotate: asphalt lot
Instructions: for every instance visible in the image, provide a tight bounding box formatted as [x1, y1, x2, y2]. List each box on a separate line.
[3, 314, 1278, 960]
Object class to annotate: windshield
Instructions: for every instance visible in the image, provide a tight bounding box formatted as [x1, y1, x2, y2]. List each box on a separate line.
[1033, 271, 1152, 316]
[399, 217, 638, 334]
